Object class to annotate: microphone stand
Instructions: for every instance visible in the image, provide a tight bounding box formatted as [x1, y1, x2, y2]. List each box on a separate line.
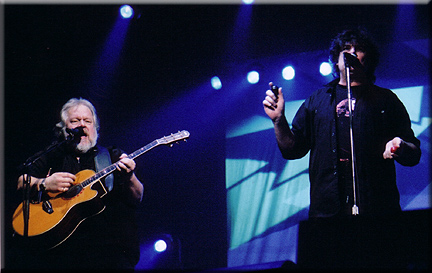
[345, 58, 359, 216]
[22, 174, 31, 237]
[19, 132, 75, 237]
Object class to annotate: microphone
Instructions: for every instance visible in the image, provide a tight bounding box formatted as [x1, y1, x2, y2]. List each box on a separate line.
[343, 52, 363, 69]
[66, 127, 86, 140]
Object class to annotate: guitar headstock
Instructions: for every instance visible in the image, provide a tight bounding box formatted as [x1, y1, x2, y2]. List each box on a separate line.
[158, 130, 190, 146]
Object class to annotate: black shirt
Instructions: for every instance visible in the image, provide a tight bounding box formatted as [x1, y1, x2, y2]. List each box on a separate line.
[283, 79, 420, 218]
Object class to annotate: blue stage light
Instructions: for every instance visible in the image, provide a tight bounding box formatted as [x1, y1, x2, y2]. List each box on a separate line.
[247, 71, 259, 84]
[319, 62, 332, 76]
[211, 76, 222, 90]
[120, 5, 134, 19]
[282, 66, 295, 80]
[154, 239, 168, 253]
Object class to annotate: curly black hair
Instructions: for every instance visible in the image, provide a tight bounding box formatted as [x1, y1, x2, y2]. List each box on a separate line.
[329, 28, 380, 83]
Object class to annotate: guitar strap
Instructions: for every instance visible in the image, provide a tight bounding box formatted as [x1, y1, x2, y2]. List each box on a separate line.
[95, 145, 114, 192]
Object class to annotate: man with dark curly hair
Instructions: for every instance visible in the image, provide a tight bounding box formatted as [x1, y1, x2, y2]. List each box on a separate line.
[263, 29, 421, 219]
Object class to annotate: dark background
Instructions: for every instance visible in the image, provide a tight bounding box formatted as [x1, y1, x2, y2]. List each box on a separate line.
[3, 3, 430, 270]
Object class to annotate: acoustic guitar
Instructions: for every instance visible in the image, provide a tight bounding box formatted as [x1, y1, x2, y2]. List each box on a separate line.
[12, 130, 190, 250]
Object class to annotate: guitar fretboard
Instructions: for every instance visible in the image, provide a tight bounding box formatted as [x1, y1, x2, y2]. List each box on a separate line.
[79, 130, 189, 188]
[80, 140, 160, 188]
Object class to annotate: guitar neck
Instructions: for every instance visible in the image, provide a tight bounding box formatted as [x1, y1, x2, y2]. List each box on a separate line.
[79, 130, 189, 188]
[80, 140, 160, 188]
[128, 139, 160, 161]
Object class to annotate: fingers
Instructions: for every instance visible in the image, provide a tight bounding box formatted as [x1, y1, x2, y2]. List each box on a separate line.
[46, 172, 76, 192]
[268, 82, 281, 97]
[59, 186, 69, 192]
[383, 137, 403, 160]
[116, 155, 136, 174]
[392, 137, 403, 150]
[264, 90, 279, 109]
[383, 140, 395, 159]
[263, 99, 273, 108]
[383, 149, 393, 159]
[265, 82, 283, 106]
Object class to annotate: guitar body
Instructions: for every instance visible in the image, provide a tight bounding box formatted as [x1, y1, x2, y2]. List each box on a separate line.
[12, 169, 108, 249]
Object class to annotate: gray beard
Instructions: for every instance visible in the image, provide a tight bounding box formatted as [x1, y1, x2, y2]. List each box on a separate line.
[75, 134, 98, 153]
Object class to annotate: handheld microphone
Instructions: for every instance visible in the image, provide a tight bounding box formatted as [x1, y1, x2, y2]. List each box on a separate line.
[271, 84, 279, 99]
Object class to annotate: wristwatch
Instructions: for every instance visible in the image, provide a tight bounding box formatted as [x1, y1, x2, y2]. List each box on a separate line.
[39, 179, 47, 192]
[37, 179, 46, 203]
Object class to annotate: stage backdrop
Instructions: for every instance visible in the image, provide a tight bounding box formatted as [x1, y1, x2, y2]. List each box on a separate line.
[225, 39, 430, 267]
